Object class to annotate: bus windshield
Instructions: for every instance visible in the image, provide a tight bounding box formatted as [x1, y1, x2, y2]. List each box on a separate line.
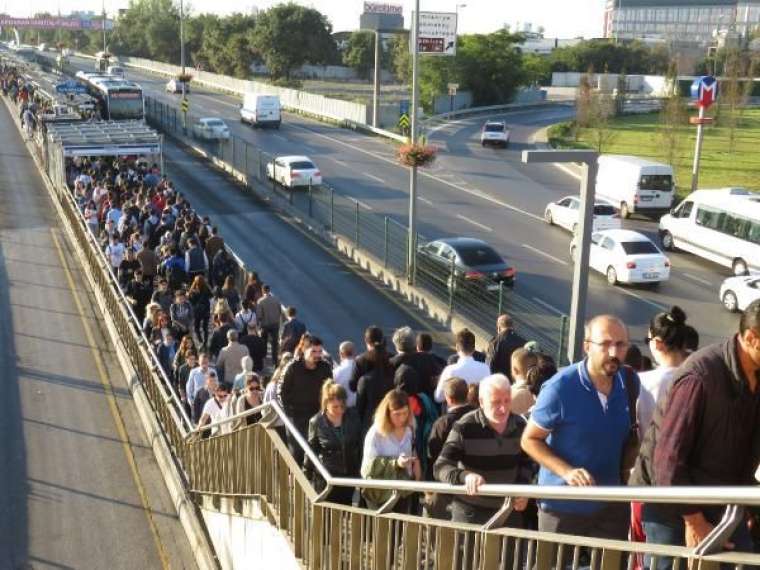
[108, 91, 144, 120]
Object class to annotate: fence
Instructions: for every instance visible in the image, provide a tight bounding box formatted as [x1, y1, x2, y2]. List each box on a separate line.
[6, 81, 760, 570]
[144, 95, 569, 362]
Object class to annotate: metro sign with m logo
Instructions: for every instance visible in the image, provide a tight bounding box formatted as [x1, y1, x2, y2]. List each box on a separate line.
[691, 76, 718, 109]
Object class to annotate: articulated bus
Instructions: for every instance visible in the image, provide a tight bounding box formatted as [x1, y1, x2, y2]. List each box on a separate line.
[75, 71, 145, 121]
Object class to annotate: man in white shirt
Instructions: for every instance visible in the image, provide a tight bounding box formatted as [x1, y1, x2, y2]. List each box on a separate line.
[185, 353, 216, 407]
[332, 341, 357, 407]
[434, 328, 490, 403]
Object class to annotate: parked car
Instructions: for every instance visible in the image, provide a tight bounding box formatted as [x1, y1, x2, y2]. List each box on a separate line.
[480, 121, 510, 148]
[545, 196, 621, 234]
[192, 118, 230, 140]
[266, 155, 322, 188]
[166, 78, 190, 94]
[570, 229, 671, 287]
[719, 275, 760, 312]
[417, 237, 516, 291]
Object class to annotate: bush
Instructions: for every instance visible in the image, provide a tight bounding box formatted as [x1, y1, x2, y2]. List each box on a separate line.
[547, 121, 575, 147]
[397, 144, 437, 168]
[271, 77, 303, 89]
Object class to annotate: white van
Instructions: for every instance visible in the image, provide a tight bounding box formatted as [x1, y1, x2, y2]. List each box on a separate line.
[659, 187, 760, 276]
[595, 155, 675, 219]
[240, 93, 281, 128]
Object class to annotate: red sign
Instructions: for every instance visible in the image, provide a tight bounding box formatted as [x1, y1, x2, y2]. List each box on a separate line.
[418, 37, 444, 53]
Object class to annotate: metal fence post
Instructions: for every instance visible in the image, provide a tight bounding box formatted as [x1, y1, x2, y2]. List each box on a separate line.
[289, 187, 294, 205]
[244, 142, 249, 182]
[231, 136, 236, 169]
[355, 201, 360, 245]
[557, 314, 569, 367]
[258, 150, 264, 180]
[498, 281, 504, 315]
[271, 165, 276, 194]
[448, 255, 456, 313]
[308, 179, 313, 217]
[330, 188, 335, 233]
[383, 216, 389, 268]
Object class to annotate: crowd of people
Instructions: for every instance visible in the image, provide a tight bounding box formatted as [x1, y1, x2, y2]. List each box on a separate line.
[7, 58, 760, 561]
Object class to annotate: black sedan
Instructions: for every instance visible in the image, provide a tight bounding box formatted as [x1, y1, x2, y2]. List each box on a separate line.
[417, 237, 516, 290]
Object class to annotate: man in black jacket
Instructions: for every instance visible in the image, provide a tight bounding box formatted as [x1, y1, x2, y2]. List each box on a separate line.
[278, 337, 332, 464]
[486, 314, 526, 380]
[425, 378, 474, 518]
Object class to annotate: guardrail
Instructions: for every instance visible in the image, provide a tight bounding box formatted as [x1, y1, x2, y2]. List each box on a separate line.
[144, 95, 570, 361]
[9, 64, 759, 570]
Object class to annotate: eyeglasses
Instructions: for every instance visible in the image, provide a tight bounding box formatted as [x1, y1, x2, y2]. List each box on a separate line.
[586, 339, 629, 351]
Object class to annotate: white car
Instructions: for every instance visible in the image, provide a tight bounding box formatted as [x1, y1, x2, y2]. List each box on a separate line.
[480, 121, 510, 148]
[192, 118, 230, 140]
[266, 156, 322, 188]
[166, 78, 190, 94]
[570, 229, 671, 286]
[719, 275, 760, 312]
[545, 196, 622, 234]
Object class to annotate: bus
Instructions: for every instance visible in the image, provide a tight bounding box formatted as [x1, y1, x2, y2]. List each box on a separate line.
[75, 71, 144, 121]
[659, 187, 760, 276]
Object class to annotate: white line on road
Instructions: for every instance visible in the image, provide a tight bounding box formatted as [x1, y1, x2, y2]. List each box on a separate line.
[419, 197, 434, 205]
[272, 133, 288, 143]
[616, 287, 668, 311]
[522, 244, 568, 266]
[554, 162, 582, 181]
[532, 297, 566, 316]
[330, 157, 350, 167]
[287, 122, 546, 222]
[355, 199, 374, 211]
[363, 173, 386, 184]
[456, 214, 493, 232]
[195, 93, 240, 109]
[681, 272, 712, 286]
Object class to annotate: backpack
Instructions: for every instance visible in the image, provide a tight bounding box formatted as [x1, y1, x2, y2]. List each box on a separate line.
[410, 392, 439, 477]
[166, 261, 187, 290]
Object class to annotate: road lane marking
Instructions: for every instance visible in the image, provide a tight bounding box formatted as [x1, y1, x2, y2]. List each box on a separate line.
[355, 199, 374, 211]
[532, 296, 566, 316]
[363, 173, 386, 184]
[51, 230, 171, 569]
[456, 214, 493, 232]
[195, 93, 240, 109]
[616, 286, 668, 311]
[272, 133, 288, 143]
[287, 122, 546, 222]
[682, 272, 712, 286]
[554, 162, 583, 181]
[522, 244, 568, 266]
[330, 157, 350, 167]
[419, 197, 434, 205]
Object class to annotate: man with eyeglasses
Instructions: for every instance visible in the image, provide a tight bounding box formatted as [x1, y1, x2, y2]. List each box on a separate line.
[521, 314, 639, 540]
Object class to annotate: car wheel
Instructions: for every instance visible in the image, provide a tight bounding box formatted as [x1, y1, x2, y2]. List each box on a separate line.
[544, 209, 553, 225]
[723, 290, 739, 312]
[733, 258, 749, 276]
[660, 230, 674, 251]
[620, 202, 631, 219]
[606, 266, 618, 286]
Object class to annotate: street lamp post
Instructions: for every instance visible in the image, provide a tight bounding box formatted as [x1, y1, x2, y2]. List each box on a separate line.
[372, 30, 380, 127]
[522, 149, 600, 363]
[102, 0, 107, 53]
[407, 0, 421, 283]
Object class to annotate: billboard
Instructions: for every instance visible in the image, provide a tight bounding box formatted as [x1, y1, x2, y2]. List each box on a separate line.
[0, 17, 114, 31]
[360, 2, 404, 31]
[418, 11, 457, 55]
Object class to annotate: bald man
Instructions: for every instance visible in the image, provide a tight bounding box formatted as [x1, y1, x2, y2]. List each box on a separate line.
[521, 315, 640, 540]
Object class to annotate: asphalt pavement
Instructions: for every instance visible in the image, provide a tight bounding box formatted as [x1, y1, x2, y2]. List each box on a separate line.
[65, 55, 740, 350]
[0, 99, 196, 569]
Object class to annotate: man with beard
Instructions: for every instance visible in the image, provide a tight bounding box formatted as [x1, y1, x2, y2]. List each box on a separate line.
[521, 315, 639, 540]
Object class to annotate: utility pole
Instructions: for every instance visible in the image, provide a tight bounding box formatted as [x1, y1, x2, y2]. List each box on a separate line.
[372, 30, 380, 127]
[102, 0, 107, 53]
[179, 0, 187, 130]
[407, 0, 420, 283]
[690, 104, 706, 192]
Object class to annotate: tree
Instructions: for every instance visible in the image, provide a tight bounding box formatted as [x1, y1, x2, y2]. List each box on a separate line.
[575, 67, 594, 133]
[658, 60, 688, 170]
[249, 3, 337, 80]
[549, 39, 669, 75]
[194, 13, 256, 77]
[388, 33, 410, 83]
[342, 31, 377, 80]
[586, 92, 617, 153]
[522, 53, 552, 87]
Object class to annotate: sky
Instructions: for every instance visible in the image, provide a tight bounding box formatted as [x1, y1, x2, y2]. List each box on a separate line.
[1, 0, 606, 39]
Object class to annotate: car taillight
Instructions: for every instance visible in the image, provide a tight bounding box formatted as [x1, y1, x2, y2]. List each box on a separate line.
[290, 169, 300, 177]
[626, 261, 637, 269]
[502, 268, 516, 277]
[465, 271, 484, 280]
[314, 171, 321, 177]
[664, 260, 671, 267]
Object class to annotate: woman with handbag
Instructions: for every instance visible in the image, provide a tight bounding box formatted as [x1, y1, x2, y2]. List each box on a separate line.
[360, 389, 421, 512]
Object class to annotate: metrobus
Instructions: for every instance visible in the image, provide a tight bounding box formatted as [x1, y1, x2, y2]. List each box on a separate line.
[75, 71, 145, 121]
[659, 187, 760, 276]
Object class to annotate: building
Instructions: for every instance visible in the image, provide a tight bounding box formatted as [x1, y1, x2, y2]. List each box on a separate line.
[604, 0, 760, 44]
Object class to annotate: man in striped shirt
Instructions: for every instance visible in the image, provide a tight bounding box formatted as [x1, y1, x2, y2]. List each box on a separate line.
[434, 374, 533, 525]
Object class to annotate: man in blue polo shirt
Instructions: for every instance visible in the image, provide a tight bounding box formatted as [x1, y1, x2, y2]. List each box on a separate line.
[521, 314, 639, 539]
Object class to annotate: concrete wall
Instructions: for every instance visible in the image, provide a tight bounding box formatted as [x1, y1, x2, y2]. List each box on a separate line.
[551, 72, 681, 97]
[433, 91, 473, 115]
[251, 63, 395, 82]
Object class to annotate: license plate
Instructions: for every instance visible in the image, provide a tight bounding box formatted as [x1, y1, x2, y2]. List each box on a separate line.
[643, 272, 659, 279]
[640, 195, 653, 201]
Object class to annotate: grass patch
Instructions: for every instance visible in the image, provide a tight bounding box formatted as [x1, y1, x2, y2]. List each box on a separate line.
[550, 109, 760, 197]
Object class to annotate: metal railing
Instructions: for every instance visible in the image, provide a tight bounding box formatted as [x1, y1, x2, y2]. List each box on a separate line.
[144, 96, 570, 361]
[7, 76, 760, 570]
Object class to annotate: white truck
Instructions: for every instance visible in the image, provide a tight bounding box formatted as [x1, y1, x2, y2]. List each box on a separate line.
[240, 93, 281, 128]
[595, 155, 675, 219]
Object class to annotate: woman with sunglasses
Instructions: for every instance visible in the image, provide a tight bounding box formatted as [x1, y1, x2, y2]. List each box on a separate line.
[232, 373, 264, 430]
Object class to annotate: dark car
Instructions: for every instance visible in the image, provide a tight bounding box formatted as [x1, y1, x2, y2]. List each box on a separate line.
[417, 237, 515, 290]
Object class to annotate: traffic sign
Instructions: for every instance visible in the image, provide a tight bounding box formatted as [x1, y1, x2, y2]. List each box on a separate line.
[55, 80, 86, 94]
[180, 97, 189, 113]
[448, 82, 459, 96]
[418, 11, 457, 55]
[691, 76, 718, 109]
[399, 99, 410, 116]
[398, 113, 410, 129]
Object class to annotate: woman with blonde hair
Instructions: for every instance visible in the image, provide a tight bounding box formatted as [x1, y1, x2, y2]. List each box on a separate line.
[173, 334, 197, 372]
[304, 381, 362, 505]
[360, 389, 421, 511]
[221, 274, 241, 314]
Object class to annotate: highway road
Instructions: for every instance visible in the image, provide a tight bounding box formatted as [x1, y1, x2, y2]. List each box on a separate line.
[0, 97, 196, 569]
[65, 55, 740, 351]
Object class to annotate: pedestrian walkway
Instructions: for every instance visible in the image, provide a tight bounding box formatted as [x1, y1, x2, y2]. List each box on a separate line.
[0, 94, 196, 569]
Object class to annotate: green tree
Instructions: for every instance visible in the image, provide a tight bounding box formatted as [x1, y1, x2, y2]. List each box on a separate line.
[195, 14, 256, 77]
[342, 31, 384, 81]
[388, 33, 410, 83]
[549, 39, 669, 75]
[522, 53, 552, 86]
[250, 3, 337, 80]
[658, 60, 688, 170]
